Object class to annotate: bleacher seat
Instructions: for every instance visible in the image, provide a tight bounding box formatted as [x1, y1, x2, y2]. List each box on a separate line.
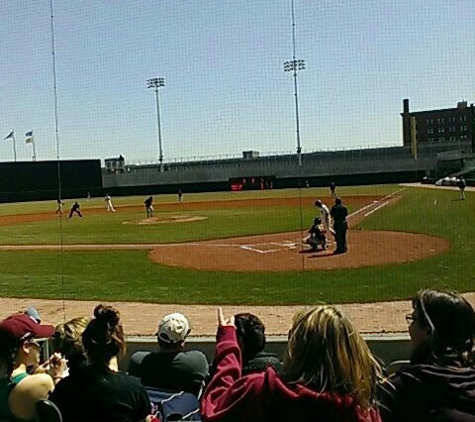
[35, 399, 63, 422]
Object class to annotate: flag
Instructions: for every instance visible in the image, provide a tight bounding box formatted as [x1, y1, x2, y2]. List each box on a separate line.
[25, 130, 34, 144]
[4, 131, 14, 140]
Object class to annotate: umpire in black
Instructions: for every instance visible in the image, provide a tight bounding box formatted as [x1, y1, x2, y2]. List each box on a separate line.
[330, 197, 348, 254]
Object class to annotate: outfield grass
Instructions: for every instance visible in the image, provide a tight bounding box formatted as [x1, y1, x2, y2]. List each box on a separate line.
[0, 185, 472, 305]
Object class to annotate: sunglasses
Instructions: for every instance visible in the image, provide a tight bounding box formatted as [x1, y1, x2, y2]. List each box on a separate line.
[405, 313, 418, 324]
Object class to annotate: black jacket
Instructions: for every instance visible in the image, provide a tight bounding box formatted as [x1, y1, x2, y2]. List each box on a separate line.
[380, 363, 475, 422]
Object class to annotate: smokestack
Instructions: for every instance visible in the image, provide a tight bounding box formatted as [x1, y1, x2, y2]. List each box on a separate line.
[403, 99, 409, 114]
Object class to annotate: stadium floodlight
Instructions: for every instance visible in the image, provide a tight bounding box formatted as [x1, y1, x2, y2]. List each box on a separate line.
[147, 77, 166, 173]
[283, 58, 306, 166]
[283, 0, 305, 166]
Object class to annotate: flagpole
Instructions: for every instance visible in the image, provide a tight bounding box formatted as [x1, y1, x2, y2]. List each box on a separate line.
[12, 133, 17, 162]
[32, 138, 37, 162]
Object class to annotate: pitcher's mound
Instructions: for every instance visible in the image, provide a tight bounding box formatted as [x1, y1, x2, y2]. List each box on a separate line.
[123, 215, 207, 225]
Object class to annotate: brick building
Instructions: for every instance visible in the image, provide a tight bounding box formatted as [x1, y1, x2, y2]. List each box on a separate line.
[401, 99, 474, 148]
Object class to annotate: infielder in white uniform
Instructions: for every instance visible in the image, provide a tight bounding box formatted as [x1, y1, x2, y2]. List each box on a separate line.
[314, 199, 331, 231]
[105, 194, 116, 212]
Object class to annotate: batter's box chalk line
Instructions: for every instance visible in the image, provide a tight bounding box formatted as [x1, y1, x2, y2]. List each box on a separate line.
[240, 241, 297, 254]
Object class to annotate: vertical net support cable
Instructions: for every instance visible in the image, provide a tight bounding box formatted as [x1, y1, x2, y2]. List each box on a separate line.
[50, 0, 66, 320]
[289, 0, 306, 268]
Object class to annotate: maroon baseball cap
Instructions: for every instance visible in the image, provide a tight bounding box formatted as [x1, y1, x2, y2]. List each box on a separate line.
[0, 314, 54, 341]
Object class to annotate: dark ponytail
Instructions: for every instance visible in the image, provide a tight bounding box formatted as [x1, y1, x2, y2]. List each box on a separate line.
[82, 305, 125, 365]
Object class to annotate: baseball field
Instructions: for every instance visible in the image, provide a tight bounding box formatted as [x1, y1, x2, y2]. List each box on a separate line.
[0, 183, 472, 316]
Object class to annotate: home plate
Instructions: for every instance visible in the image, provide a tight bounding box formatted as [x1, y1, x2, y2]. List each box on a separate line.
[240, 241, 297, 254]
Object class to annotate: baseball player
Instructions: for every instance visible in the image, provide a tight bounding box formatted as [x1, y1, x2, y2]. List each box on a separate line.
[329, 181, 336, 197]
[68, 201, 83, 218]
[144, 196, 154, 218]
[457, 177, 466, 200]
[104, 194, 116, 212]
[305, 217, 327, 251]
[55, 198, 64, 214]
[314, 199, 331, 231]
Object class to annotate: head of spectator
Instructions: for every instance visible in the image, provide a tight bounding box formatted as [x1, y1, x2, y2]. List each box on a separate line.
[283, 305, 381, 409]
[82, 305, 125, 368]
[156, 313, 191, 351]
[314, 199, 323, 208]
[53, 316, 89, 373]
[0, 313, 55, 376]
[24, 306, 41, 323]
[0, 314, 64, 421]
[234, 313, 266, 363]
[408, 289, 475, 366]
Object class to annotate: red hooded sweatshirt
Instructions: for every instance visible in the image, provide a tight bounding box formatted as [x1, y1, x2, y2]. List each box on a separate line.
[201, 326, 381, 422]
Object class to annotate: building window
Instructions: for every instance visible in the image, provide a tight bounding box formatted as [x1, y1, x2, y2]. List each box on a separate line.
[427, 128, 434, 134]
[460, 125, 467, 132]
[449, 126, 456, 132]
[449, 136, 456, 142]
[460, 135, 467, 141]
[460, 116, 467, 122]
[438, 127, 445, 133]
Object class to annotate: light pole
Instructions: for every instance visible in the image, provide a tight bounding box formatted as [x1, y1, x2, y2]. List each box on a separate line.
[147, 77, 165, 172]
[284, 0, 305, 166]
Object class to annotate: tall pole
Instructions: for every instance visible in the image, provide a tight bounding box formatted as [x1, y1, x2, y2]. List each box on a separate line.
[284, 0, 305, 166]
[147, 77, 165, 173]
[12, 133, 17, 162]
[471, 103, 474, 154]
[32, 138, 37, 162]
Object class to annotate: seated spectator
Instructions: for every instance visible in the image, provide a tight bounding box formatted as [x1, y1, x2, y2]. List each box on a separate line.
[0, 313, 66, 421]
[52, 316, 89, 376]
[24, 306, 42, 323]
[380, 289, 475, 422]
[202, 306, 382, 422]
[234, 313, 281, 374]
[50, 305, 151, 422]
[129, 313, 209, 396]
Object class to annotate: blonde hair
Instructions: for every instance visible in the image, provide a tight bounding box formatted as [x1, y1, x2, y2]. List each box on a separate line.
[53, 316, 89, 359]
[283, 305, 382, 408]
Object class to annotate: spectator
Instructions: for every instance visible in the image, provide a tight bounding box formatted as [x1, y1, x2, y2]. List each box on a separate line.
[50, 305, 151, 422]
[234, 313, 281, 375]
[202, 306, 382, 422]
[24, 306, 42, 323]
[52, 316, 89, 376]
[0, 313, 66, 421]
[380, 289, 475, 422]
[129, 312, 209, 397]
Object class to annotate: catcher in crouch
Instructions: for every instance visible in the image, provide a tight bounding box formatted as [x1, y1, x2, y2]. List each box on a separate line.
[305, 217, 327, 251]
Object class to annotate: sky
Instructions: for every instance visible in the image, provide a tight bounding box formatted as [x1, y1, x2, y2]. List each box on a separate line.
[1, 0, 474, 165]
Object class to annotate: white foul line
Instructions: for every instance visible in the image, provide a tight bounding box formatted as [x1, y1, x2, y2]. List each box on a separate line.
[364, 200, 390, 217]
[349, 187, 405, 219]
